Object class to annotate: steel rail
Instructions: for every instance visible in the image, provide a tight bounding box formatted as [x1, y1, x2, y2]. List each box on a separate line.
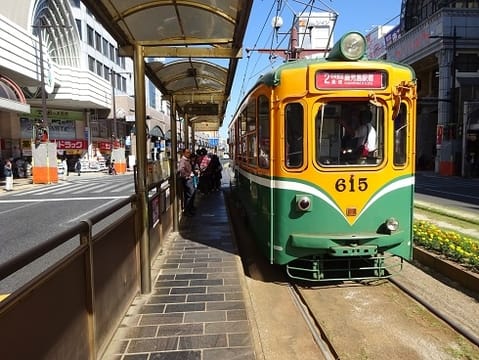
[288, 284, 339, 360]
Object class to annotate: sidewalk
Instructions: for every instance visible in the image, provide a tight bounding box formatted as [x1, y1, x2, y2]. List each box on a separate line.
[0, 177, 40, 194]
[0, 171, 116, 196]
[101, 190, 256, 360]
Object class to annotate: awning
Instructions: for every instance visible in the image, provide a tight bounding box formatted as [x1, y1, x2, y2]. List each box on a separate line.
[0, 75, 30, 113]
[149, 125, 165, 138]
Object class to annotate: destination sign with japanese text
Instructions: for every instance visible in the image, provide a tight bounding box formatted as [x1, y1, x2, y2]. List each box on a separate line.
[316, 71, 386, 89]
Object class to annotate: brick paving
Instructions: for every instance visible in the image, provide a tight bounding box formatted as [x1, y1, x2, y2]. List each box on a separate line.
[101, 189, 256, 360]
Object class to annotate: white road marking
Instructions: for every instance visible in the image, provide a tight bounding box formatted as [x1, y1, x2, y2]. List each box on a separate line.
[0, 196, 128, 203]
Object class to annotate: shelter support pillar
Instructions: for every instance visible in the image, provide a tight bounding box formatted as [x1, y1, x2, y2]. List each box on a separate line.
[133, 44, 151, 293]
[171, 98, 179, 232]
[184, 114, 189, 150]
[191, 125, 196, 151]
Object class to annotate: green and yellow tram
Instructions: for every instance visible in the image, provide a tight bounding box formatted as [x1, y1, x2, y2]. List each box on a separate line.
[228, 32, 417, 281]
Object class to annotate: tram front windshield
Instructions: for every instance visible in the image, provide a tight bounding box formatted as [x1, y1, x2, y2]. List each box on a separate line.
[316, 101, 384, 166]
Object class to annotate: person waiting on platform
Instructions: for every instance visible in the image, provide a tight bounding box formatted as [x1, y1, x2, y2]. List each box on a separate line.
[179, 149, 196, 216]
[197, 148, 212, 194]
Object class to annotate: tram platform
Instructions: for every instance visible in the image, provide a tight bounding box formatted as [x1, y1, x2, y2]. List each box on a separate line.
[101, 189, 257, 360]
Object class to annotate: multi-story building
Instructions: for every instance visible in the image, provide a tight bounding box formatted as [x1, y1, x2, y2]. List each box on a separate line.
[385, 0, 479, 177]
[0, 0, 170, 172]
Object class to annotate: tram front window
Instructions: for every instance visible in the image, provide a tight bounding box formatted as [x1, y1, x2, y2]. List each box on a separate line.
[316, 101, 383, 166]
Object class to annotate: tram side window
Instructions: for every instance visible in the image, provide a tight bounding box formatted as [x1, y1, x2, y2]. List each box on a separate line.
[247, 135, 257, 166]
[239, 107, 248, 162]
[258, 95, 270, 168]
[240, 137, 246, 162]
[394, 103, 408, 166]
[245, 99, 257, 166]
[240, 111, 247, 136]
[285, 103, 304, 168]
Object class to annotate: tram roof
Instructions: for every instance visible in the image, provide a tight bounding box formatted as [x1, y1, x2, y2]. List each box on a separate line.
[81, 0, 253, 131]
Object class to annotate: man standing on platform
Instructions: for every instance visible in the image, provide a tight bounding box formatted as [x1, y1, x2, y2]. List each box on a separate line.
[179, 149, 196, 216]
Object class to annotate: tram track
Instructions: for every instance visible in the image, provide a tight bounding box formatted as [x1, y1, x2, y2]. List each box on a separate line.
[288, 283, 338, 360]
[225, 190, 479, 359]
[294, 279, 479, 359]
[389, 275, 479, 347]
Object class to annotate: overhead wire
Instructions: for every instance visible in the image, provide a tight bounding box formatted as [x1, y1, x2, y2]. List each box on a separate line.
[235, 0, 277, 105]
[232, 0, 343, 117]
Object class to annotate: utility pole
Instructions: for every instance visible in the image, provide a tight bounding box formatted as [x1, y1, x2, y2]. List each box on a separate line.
[430, 26, 461, 175]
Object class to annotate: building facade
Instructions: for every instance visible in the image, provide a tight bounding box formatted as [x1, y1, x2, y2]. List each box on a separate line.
[385, 0, 479, 177]
[0, 0, 171, 172]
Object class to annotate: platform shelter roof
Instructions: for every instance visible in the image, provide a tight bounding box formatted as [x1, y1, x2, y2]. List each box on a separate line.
[81, 0, 253, 131]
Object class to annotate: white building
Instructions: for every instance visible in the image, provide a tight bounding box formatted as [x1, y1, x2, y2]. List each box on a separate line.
[0, 0, 170, 168]
[296, 11, 336, 58]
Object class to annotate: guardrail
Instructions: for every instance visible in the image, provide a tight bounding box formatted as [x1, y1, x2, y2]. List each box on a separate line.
[0, 195, 140, 359]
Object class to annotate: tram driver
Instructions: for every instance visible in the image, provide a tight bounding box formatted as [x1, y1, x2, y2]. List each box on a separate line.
[340, 108, 377, 162]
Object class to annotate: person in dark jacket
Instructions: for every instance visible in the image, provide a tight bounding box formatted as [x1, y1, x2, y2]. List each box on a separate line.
[4, 159, 13, 191]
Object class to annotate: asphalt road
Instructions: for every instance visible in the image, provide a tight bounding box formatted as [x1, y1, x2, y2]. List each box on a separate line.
[1, 169, 477, 293]
[414, 172, 479, 216]
[0, 172, 135, 293]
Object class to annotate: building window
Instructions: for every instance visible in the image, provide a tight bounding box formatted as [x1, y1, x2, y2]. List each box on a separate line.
[87, 25, 94, 47]
[95, 32, 102, 52]
[456, 53, 479, 72]
[103, 66, 110, 81]
[149, 82, 156, 108]
[96, 60, 103, 77]
[88, 55, 95, 72]
[109, 44, 115, 61]
[102, 38, 109, 57]
[121, 76, 127, 92]
[75, 19, 82, 40]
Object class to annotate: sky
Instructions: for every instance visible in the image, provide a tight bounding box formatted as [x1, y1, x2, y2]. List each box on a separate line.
[219, 0, 402, 138]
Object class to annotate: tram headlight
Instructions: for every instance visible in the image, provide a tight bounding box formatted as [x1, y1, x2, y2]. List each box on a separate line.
[386, 217, 399, 232]
[327, 32, 366, 61]
[296, 195, 312, 212]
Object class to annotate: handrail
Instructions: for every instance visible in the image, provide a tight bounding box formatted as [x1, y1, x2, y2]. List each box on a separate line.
[0, 222, 87, 280]
[0, 194, 137, 281]
[0, 194, 143, 359]
[88, 194, 136, 223]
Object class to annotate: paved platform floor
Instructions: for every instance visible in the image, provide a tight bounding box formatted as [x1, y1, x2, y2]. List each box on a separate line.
[102, 189, 256, 360]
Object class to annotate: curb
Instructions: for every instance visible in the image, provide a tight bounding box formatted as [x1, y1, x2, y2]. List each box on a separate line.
[413, 246, 479, 294]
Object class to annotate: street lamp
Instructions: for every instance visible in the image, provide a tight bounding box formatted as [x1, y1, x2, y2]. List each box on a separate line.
[35, 26, 48, 133]
[32, 22, 72, 131]
[32, 21, 71, 184]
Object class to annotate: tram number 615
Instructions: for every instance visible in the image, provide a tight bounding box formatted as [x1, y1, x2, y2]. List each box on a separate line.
[335, 175, 368, 192]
